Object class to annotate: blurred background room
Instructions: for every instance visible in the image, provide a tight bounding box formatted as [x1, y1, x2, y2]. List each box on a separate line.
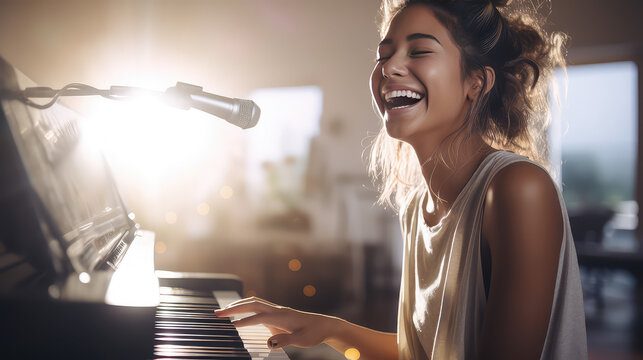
[0, 0, 641, 359]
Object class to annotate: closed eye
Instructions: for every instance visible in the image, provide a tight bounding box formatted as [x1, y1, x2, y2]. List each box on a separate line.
[410, 50, 433, 57]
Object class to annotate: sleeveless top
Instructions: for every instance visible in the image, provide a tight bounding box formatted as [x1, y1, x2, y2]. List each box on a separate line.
[396, 150, 588, 359]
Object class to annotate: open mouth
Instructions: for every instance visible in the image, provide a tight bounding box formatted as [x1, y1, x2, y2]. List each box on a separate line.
[384, 90, 424, 110]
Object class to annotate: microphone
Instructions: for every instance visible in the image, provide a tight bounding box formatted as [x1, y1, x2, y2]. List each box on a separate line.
[163, 82, 260, 129]
[10, 82, 261, 129]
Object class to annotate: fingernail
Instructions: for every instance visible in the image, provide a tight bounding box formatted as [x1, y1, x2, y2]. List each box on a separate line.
[269, 339, 278, 348]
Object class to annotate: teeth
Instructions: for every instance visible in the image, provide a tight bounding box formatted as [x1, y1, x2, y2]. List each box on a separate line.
[384, 90, 423, 102]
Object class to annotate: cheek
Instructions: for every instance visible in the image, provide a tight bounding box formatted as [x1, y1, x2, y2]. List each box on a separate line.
[424, 64, 466, 112]
[369, 66, 385, 113]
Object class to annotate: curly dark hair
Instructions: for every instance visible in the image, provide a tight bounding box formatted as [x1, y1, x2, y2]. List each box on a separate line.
[369, 0, 568, 208]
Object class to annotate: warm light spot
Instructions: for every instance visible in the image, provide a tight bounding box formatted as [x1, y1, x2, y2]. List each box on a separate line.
[165, 211, 178, 224]
[344, 348, 361, 360]
[220, 185, 234, 199]
[105, 234, 159, 307]
[288, 259, 302, 272]
[128, 212, 136, 220]
[48, 285, 60, 299]
[197, 202, 210, 216]
[155, 241, 167, 254]
[79, 272, 91, 284]
[303, 285, 316, 297]
[246, 289, 257, 297]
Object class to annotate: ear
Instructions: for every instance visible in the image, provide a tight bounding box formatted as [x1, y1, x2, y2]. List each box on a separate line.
[466, 66, 496, 101]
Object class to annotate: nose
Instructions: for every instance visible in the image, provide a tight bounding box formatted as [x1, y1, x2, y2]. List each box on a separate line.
[381, 53, 408, 78]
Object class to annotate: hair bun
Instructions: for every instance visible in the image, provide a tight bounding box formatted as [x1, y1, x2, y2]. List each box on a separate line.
[491, 0, 512, 7]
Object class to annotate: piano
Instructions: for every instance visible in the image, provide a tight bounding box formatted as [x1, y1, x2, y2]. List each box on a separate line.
[0, 56, 289, 360]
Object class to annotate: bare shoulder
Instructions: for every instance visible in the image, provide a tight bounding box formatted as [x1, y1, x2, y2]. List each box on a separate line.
[478, 160, 566, 359]
[489, 161, 559, 202]
[482, 160, 563, 253]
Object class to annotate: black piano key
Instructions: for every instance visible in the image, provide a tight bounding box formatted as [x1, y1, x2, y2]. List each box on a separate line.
[155, 327, 239, 336]
[156, 310, 220, 316]
[155, 345, 248, 353]
[159, 287, 213, 296]
[157, 311, 219, 322]
[156, 311, 218, 317]
[155, 337, 244, 347]
[156, 322, 236, 329]
[155, 353, 251, 359]
[159, 295, 219, 305]
[158, 305, 218, 312]
[156, 315, 229, 323]
[154, 345, 250, 358]
[155, 352, 251, 358]
[156, 332, 242, 340]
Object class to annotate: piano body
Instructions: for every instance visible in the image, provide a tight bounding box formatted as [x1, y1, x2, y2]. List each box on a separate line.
[0, 56, 288, 359]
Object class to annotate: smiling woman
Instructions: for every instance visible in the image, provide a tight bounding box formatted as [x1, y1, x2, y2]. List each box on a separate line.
[214, 1, 588, 359]
[369, 2, 586, 359]
[371, 5, 472, 146]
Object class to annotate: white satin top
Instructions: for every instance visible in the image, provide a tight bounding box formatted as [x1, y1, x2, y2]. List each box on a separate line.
[397, 150, 588, 359]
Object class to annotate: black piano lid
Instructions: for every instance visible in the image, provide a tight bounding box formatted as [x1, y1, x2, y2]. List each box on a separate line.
[0, 56, 136, 287]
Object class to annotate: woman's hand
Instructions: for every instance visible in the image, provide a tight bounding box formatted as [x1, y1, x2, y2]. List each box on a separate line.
[214, 296, 336, 350]
[215, 296, 398, 359]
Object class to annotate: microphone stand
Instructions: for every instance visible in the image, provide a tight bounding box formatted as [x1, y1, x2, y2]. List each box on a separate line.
[17, 82, 195, 110]
[4, 82, 259, 129]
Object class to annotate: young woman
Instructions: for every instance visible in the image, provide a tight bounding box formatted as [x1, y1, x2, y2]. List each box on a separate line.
[215, 0, 588, 358]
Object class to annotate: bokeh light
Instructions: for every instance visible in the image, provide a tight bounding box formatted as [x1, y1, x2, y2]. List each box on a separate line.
[219, 185, 234, 199]
[288, 259, 302, 272]
[165, 211, 178, 224]
[344, 348, 360, 360]
[79, 272, 91, 284]
[197, 202, 210, 216]
[155, 241, 167, 254]
[303, 285, 316, 297]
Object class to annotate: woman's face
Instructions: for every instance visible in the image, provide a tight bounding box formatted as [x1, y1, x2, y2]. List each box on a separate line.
[370, 4, 474, 144]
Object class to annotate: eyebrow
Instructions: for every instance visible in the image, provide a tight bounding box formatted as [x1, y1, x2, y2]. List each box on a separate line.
[378, 33, 442, 46]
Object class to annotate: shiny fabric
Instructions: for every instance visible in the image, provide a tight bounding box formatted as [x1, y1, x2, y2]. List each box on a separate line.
[397, 150, 588, 359]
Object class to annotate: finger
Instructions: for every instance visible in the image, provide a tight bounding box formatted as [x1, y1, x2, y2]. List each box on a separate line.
[231, 312, 280, 328]
[231, 313, 266, 327]
[231, 312, 293, 332]
[219, 297, 265, 309]
[267, 332, 296, 349]
[223, 296, 277, 309]
[266, 325, 286, 336]
[214, 301, 276, 317]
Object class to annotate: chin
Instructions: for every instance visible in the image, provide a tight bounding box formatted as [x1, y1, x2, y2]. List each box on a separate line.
[384, 121, 413, 143]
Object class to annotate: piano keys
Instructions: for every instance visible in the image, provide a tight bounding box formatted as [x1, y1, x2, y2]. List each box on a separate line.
[0, 55, 289, 359]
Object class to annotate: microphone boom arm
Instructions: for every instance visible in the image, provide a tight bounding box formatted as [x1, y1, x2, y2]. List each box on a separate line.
[7, 82, 260, 129]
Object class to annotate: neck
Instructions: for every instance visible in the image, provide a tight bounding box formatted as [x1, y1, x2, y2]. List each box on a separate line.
[413, 133, 495, 216]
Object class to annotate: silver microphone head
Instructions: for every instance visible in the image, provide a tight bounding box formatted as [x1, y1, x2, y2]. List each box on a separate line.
[236, 99, 261, 129]
[163, 82, 261, 129]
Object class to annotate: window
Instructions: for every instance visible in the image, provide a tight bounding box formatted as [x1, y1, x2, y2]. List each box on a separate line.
[549, 61, 638, 248]
[246, 86, 323, 214]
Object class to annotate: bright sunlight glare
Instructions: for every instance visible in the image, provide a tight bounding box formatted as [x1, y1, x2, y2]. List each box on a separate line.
[83, 86, 244, 202]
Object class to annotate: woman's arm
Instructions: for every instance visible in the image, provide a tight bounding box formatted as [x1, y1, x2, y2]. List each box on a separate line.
[479, 162, 564, 360]
[214, 297, 398, 360]
[324, 318, 397, 359]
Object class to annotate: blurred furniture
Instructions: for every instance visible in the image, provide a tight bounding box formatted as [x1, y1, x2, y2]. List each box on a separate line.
[569, 207, 616, 310]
